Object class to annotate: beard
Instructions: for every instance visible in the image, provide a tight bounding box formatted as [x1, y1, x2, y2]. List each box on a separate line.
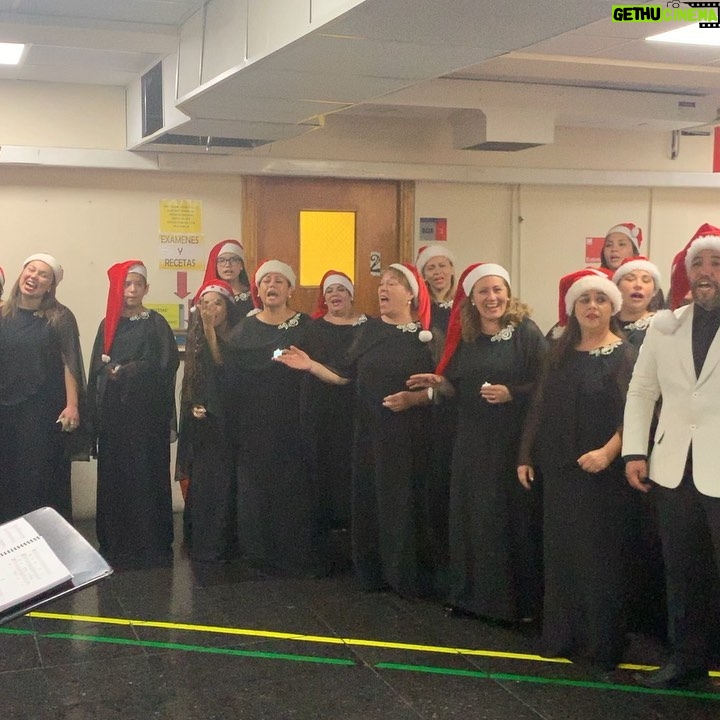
[691, 278, 720, 311]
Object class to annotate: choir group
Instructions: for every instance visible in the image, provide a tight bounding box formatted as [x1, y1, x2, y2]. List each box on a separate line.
[1, 219, 719, 689]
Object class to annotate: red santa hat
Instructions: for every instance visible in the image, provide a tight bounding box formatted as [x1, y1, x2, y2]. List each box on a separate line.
[23, 253, 64, 285]
[669, 248, 689, 311]
[388, 263, 433, 342]
[312, 270, 355, 319]
[415, 245, 456, 276]
[101, 260, 146, 361]
[606, 222, 643, 252]
[191, 278, 234, 308]
[558, 267, 622, 327]
[665, 223, 720, 310]
[435, 262, 511, 375]
[611, 256, 661, 289]
[201, 239, 245, 286]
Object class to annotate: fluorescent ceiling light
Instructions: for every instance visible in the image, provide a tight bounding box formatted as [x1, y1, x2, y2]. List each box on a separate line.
[0, 42, 25, 65]
[647, 24, 720, 47]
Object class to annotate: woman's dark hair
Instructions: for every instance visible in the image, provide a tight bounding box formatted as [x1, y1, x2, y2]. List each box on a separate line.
[1, 270, 65, 327]
[649, 287, 665, 312]
[238, 262, 250, 289]
[182, 294, 242, 403]
[548, 314, 624, 368]
[459, 280, 532, 343]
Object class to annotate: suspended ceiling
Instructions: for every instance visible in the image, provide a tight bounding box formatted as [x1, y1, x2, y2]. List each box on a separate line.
[2, 0, 720, 154]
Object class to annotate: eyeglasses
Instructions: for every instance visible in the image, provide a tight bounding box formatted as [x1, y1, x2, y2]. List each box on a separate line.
[217, 256, 242, 266]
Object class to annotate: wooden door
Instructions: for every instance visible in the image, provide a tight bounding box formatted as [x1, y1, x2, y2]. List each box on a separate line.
[242, 176, 414, 316]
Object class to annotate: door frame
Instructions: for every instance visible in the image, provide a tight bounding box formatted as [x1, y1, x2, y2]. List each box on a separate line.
[240, 176, 415, 277]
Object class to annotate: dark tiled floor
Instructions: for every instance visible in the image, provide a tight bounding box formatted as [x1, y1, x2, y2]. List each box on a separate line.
[1, 516, 718, 720]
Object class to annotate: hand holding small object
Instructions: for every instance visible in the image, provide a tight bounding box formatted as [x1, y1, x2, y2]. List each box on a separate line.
[480, 382, 512, 404]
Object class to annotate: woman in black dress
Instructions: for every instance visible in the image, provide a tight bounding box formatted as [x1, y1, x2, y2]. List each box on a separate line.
[518, 268, 638, 673]
[0, 254, 87, 523]
[222, 260, 326, 575]
[303, 271, 367, 543]
[415, 245, 457, 337]
[409, 262, 547, 623]
[201, 239, 254, 315]
[612, 256, 667, 640]
[88, 260, 179, 567]
[276, 263, 438, 598]
[415, 246, 458, 584]
[612, 256, 662, 347]
[177, 279, 242, 562]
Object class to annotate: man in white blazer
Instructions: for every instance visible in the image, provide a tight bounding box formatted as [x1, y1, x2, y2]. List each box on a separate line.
[623, 223, 720, 688]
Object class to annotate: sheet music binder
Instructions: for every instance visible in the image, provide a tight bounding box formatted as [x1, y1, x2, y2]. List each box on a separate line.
[0, 507, 113, 626]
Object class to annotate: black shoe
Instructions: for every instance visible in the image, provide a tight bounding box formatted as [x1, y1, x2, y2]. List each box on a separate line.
[634, 662, 707, 689]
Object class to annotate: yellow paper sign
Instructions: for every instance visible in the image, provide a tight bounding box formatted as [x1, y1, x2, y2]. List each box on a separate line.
[160, 200, 202, 234]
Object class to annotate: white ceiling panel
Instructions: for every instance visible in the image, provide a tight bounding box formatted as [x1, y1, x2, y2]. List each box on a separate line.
[5, 0, 205, 25]
[3, 0, 720, 151]
[25, 45, 158, 73]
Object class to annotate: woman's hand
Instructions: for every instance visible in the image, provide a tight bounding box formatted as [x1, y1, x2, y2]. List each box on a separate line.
[577, 448, 611, 474]
[517, 464, 535, 490]
[273, 345, 312, 371]
[406, 373, 442, 390]
[480, 383, 512, 404]
[192, 404, 207, 420]
[382, 390, 424, 412]
[57, 405, 80, 432]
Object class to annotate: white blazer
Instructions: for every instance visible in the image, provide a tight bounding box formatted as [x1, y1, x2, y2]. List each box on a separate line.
[622, 304, 720, 498]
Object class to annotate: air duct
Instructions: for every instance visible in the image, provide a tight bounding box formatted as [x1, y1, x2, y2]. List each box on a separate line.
[451, 108, 555, 151]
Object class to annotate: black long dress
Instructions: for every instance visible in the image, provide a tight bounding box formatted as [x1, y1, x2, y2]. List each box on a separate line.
[338, 317, 437, 598]
[427, 300, 456, 587]
[233, 291, 254, 317]
[520, 340, 639, 667]
[618, 313, 655, 348]
[88, 310, 179, 566]
[446, 318, 547, 621]
[176, 329, 236, 562]
[301, 315, 368, 534]
[224, 312, 326, 576]
[617, 311, 666, 639]
[0, 304, 87, 523]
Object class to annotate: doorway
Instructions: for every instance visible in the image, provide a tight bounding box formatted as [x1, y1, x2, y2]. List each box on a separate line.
[242, 176, 414, 316]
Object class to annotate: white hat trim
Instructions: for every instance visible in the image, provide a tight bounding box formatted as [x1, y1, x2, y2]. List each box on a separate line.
[416, 245, 456, 275]
[200, 283, 232, 301]
[127, 263, 147, 279]
[255, 260, 296, 289]
[612, 259, 661, 288]
[23, 253, 64, 284]
[462, 263, 511, 297]
[685, 235, 720, 270]
[322, 273, 354, 298]
[607, 224, 639, 242]
[565, 275, 623, 317]
[389, 263, 418, 297]
[218, 242, 244, 260]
